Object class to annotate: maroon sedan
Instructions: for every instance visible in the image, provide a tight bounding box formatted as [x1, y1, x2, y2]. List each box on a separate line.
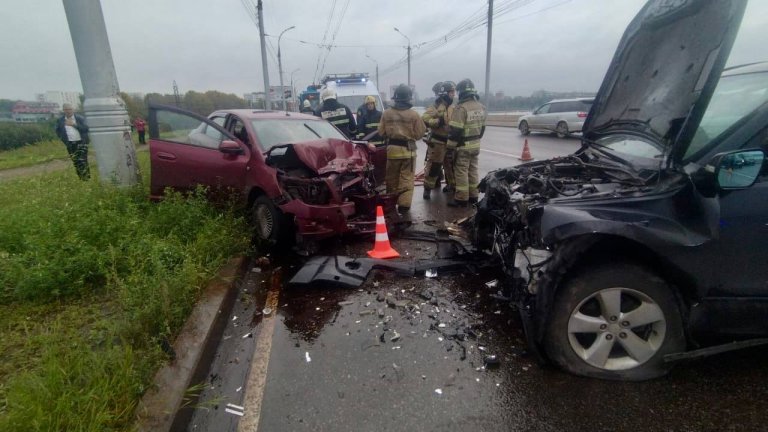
[147, 104, 395, 245]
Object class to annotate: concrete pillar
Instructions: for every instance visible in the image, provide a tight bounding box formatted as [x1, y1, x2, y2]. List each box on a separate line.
[63, 0, 139, 186]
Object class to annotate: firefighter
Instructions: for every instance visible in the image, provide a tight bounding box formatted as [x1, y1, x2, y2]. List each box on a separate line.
[300, 99, 314, 114]
[318, 88, 357, 139]
[378, 84, 426, 214]
[421, 81, 456, 199]
[446, 79, 486, 207]
[356, 95, 383, 145]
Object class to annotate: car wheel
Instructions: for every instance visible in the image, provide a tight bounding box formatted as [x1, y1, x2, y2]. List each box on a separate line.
[252, 196, 284, 244]
[544, 263, 685, 381]
[519, 120, 530, 136]
[556, 121, 569, 138]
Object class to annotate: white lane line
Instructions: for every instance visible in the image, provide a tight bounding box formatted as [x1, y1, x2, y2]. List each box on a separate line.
[480, 148, 522, 158]
[238, 285, 281, 432]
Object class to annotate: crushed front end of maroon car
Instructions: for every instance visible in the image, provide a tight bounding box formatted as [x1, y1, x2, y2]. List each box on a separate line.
[264, 138, 397, 240]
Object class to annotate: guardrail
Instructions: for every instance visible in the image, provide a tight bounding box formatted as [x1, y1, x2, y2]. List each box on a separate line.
[486, 113, 522, 128]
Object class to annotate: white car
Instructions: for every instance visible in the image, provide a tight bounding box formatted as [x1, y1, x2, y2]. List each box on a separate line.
[518, 98, 593, 138]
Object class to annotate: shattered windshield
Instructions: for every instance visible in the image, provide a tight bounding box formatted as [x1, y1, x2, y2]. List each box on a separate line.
[250, 118, 346, 150]
[684, 71, 768, 161]
[592, 133, 664, 161]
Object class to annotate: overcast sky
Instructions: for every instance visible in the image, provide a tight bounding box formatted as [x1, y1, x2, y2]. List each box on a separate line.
[1, 0, 766, 101]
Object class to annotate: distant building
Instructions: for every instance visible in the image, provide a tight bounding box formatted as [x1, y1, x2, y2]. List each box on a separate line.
[36, 91, 81, 111]
[126, 92, 145, 101]
[12, 101, 59, 122]
[244, 92, 266, 109]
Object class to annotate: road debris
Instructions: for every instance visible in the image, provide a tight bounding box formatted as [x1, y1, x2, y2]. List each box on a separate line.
[338, 301, 354, 306]
[225, 403, 244, 417]
[484, 355, 501, 368]
[425, 269, 438, 278]
[434, 389, 443, 395]
[305, 352, 312, 363]
[262, 307, 273, 316]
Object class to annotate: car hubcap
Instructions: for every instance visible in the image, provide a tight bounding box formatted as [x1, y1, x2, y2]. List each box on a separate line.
[520, 122, 529, 134]
[557, 123, 567, 136]
[254, 204, 274, 239]
[567, 287, 666, 371]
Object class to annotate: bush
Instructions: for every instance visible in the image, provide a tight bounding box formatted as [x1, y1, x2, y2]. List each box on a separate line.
[0, 122, 57, 152]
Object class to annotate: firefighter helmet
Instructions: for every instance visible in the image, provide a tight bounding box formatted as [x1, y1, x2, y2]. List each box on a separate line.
[321, 88, 337, 102]
[302, 100, 311, 108]
[365, 95, 376, 105]
[392, 84, 412, 102]
[440, 81, 456, 95]
[457, 79, 477, 100]
[432, 81, 443, 96]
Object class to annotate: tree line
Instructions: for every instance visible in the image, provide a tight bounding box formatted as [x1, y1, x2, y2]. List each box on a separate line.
[120, 90, 249, 120]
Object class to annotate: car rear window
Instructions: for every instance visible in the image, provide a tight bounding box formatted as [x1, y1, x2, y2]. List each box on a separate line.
[250, 118, 347, 150]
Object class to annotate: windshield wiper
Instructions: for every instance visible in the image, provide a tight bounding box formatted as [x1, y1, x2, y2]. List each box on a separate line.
[582, 137, 636, 168]
[303, 123, 322, 138]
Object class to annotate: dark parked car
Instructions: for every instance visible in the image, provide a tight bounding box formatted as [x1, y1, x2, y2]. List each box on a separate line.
[148, 106, 394, 246]
[473, 0, 768, 380]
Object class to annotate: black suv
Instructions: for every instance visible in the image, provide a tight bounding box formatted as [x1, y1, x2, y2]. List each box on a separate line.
[473, 0, 767, 380]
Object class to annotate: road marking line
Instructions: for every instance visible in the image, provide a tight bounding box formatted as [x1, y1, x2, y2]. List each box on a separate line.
[480, 148, 521, 158]
[238, 283, 281, 432]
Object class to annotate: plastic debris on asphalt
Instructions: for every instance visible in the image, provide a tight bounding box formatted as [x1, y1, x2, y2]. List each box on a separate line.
[305, 352, 312, 362]
[225, 403, 244, 417]
[434, 389, 443, 395]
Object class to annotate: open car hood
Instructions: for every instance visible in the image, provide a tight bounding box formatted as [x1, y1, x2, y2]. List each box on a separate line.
[269, 138, 369, 175]
[583, 0, 747, 163]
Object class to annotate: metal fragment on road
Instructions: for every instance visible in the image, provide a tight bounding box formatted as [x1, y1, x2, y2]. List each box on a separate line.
[390, 331, 401, 342]
[305, 352, 312, 362]
[236, 386, 242, 392]
[242, 332, 252, 339]
[485, 279, 499, 288]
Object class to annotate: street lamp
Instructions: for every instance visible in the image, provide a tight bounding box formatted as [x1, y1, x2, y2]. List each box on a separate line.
[365, 53, 379, 91]
[393, 27, 411, 87]
[290, 68, 300, 112]
[277, 25, 296, 112]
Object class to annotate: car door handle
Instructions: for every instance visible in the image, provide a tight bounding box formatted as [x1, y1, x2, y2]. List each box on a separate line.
[157, 152, 176, 161]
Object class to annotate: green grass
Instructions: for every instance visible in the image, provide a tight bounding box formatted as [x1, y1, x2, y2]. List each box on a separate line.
[0, 154, 251, 431]
[0, 140, 69, 170]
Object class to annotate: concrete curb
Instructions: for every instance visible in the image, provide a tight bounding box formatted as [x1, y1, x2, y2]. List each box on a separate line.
[134, 256, 248, 432]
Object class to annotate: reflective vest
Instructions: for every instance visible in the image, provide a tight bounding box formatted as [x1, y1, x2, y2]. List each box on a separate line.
[448, 99, 486, 150]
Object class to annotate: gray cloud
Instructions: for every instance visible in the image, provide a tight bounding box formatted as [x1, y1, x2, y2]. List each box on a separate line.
[2, 0, 765, 101]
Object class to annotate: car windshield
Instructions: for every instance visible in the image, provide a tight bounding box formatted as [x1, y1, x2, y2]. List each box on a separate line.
[250, 118, 347, 150]
[684, 71, 768, 161]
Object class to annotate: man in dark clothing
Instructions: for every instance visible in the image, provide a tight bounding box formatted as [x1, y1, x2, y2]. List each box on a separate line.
[317, 88, 357, 139]
[356, 95, 383, 145]
[55, 103, 90, 180]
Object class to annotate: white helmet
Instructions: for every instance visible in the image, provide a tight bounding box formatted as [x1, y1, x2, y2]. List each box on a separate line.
[321, 88, 337, 102]
[303, 100, 311, 108]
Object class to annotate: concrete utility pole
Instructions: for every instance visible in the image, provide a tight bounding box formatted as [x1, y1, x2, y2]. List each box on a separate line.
[366, 53, 380, 91]
[394, 28, 411, 87]
[62, 0, 138, 186]
[277, 26, 295, 112]
[257, 0, 271, 109]
[485, 0, 494, 111]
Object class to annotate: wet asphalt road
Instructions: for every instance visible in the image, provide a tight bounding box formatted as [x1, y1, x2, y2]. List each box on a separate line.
[186, 128, 768, 431]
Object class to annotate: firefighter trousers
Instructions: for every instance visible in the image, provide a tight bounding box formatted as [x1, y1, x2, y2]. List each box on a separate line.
[386, 155, 416, 208]
[424, 141, 447, 190]
[453, 147, 479, 202]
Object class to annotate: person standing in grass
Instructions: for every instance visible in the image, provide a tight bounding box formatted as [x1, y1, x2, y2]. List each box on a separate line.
[55, 103, 90, 180]
[133, 116, 147, 145]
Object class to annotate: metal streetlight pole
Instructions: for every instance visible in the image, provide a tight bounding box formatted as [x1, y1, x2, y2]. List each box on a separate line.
[278, 25, 295, 112]
[290, 68, 300, 112]
[393, 27, 411, 87]
[257, 0, 270, 109]
[365, 53, 379, 91]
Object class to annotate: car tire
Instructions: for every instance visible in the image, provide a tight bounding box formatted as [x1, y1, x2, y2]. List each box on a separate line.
[251, 195, 285, 245]
[543, 262, 685, 381]
[556, 121, 569, 138]
[519, 120, 530, 136]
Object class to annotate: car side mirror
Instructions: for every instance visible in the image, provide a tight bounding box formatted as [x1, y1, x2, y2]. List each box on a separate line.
[695, 149, 765, 195]
[714, 149, 764, 189]
[219, 140, 244, 155]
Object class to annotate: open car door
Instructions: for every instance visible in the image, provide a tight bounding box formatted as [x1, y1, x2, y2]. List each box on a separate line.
[147, 104, 250, 200]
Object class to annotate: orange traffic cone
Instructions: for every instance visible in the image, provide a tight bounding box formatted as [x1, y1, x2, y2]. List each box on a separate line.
[518, 138, 534, 161]
[367, 205, 400, 259]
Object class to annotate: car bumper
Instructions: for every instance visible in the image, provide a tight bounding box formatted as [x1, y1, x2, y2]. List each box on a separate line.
[280, 193, 397, 240]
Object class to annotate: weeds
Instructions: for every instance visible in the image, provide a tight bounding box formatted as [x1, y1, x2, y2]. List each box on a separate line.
[0, 160, 250, 431]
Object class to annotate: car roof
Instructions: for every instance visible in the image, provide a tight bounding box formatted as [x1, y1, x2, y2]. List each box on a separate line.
[546, 98, 594, 103]
[211, 109, 320, 121]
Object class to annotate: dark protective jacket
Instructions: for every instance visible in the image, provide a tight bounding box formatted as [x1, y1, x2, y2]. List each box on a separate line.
[55, 113, 90, 144]
[318, 98, 357, 139]
[357, 107, 383, 143]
